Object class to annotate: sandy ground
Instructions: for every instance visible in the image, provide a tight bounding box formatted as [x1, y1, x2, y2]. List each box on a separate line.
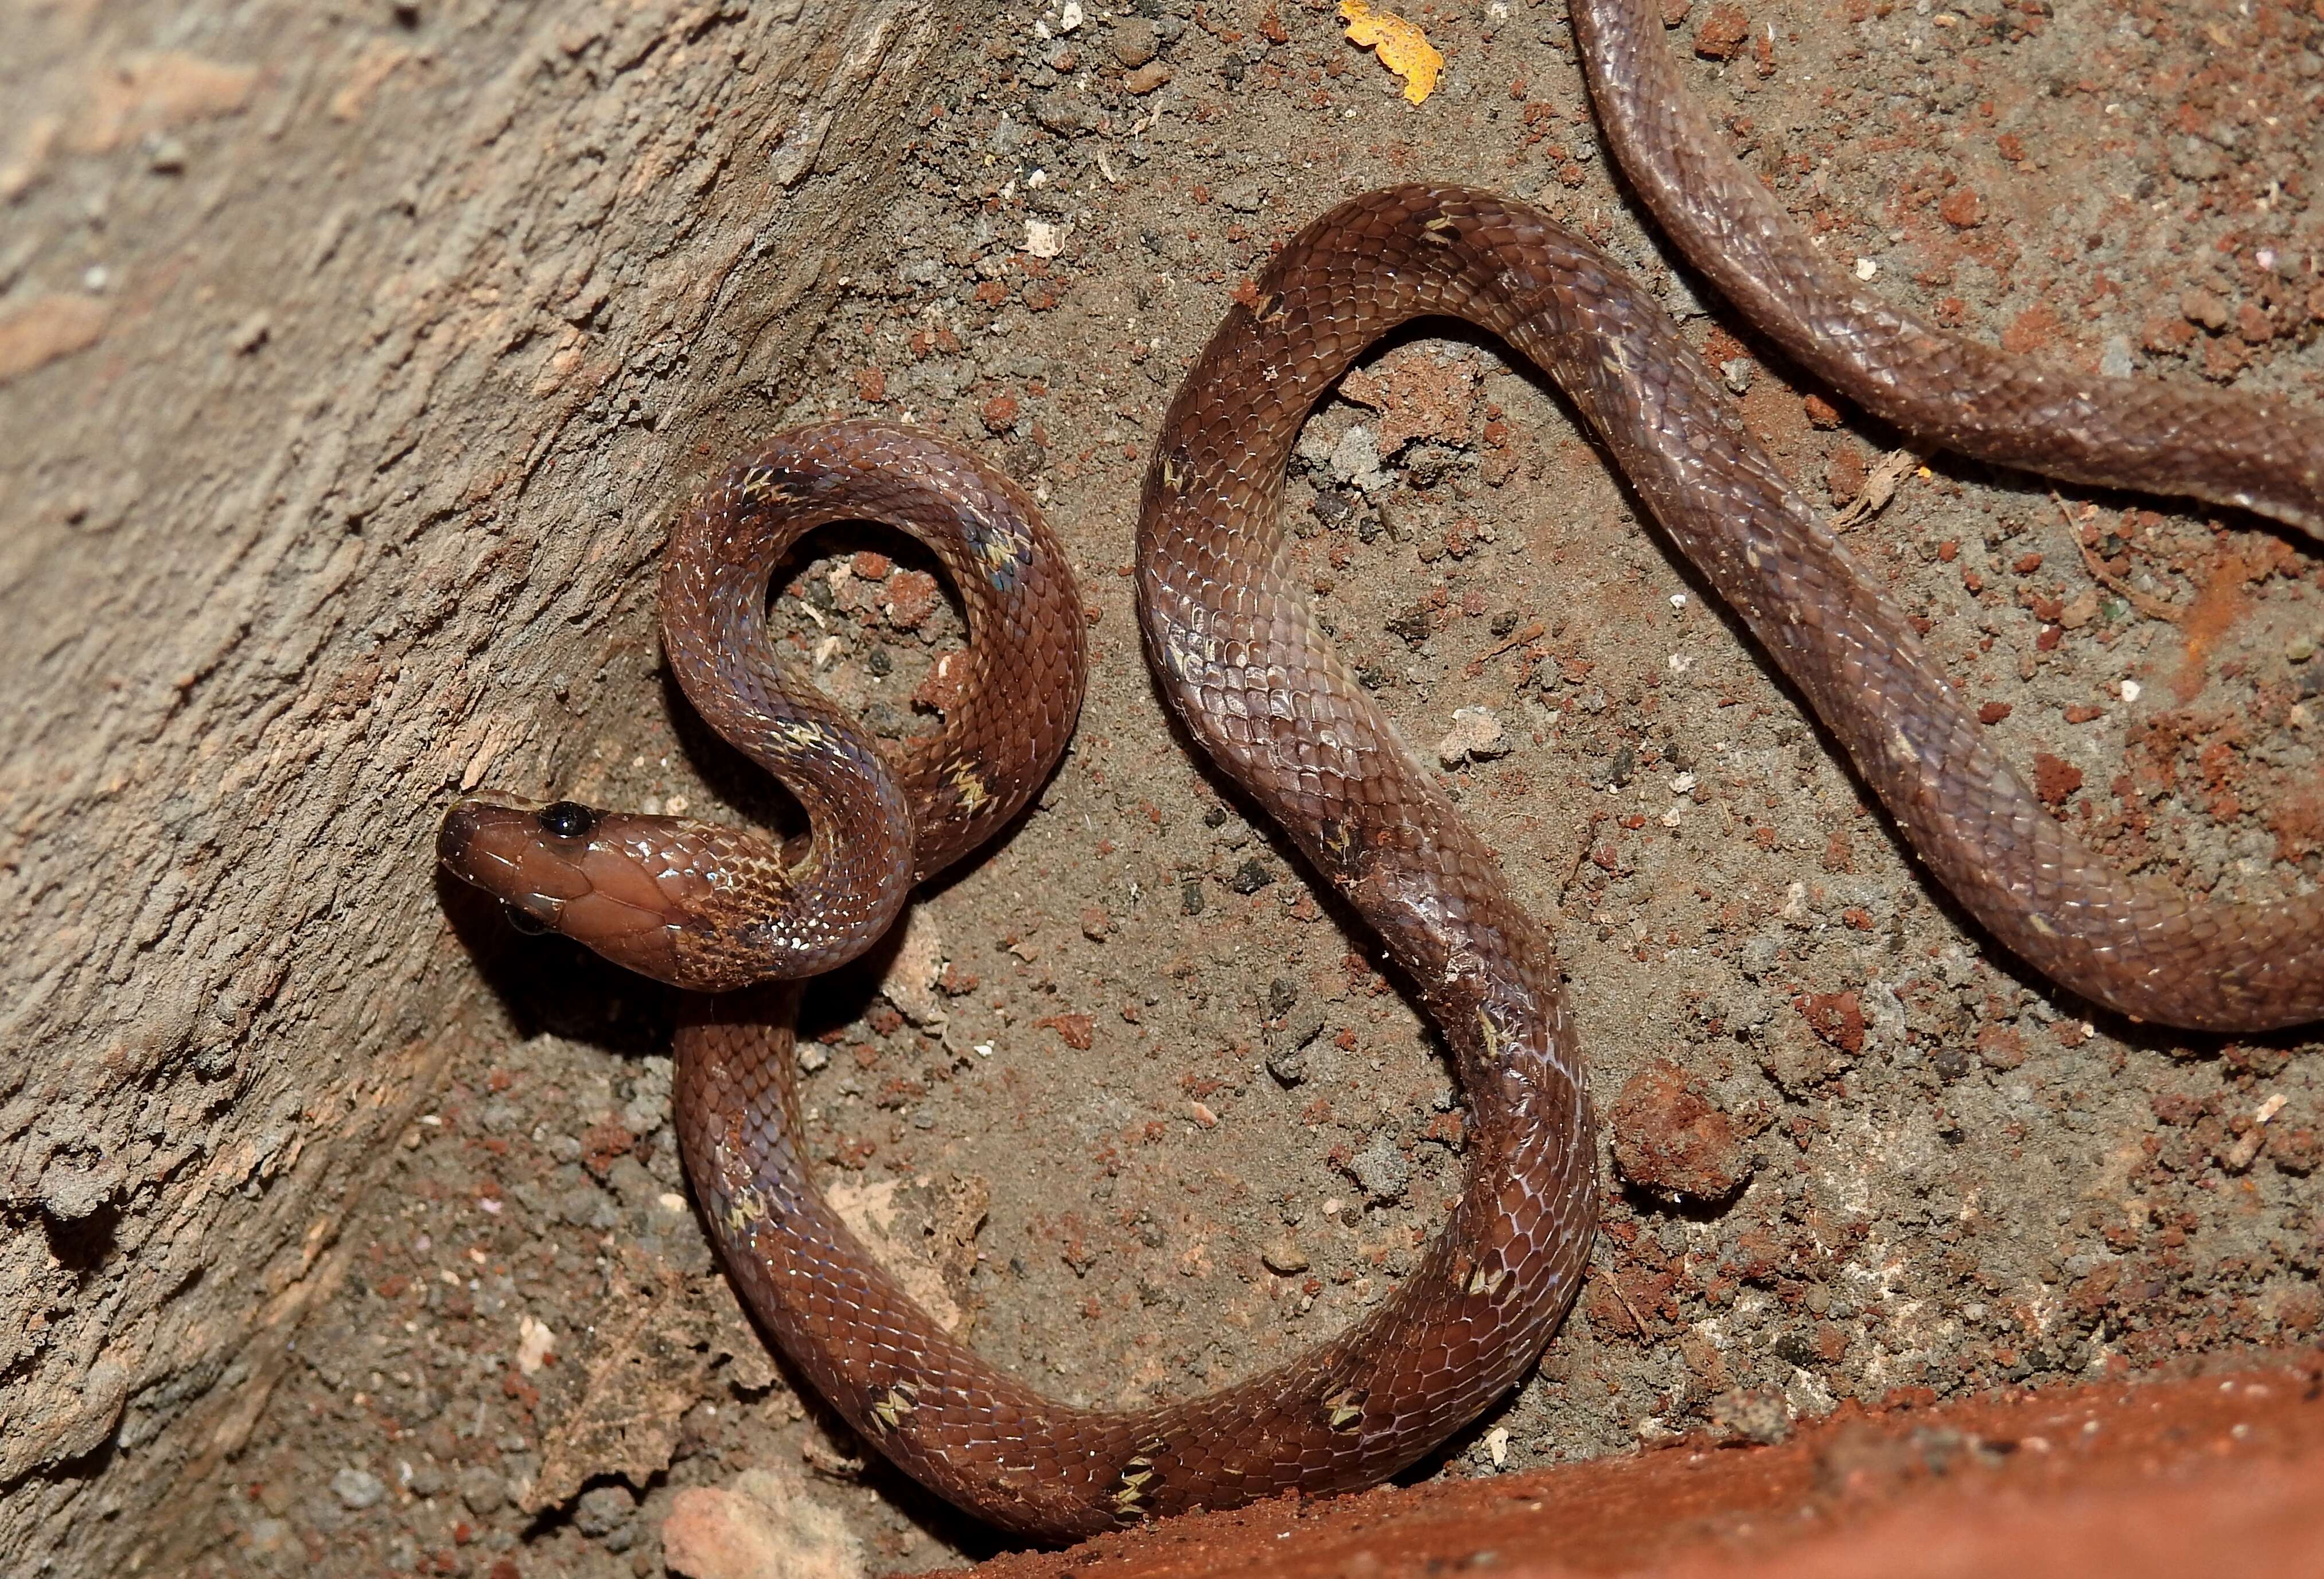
[194, 2, 2323, 1574]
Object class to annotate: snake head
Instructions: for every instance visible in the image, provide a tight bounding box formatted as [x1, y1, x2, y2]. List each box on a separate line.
[437, 793, 763, 990]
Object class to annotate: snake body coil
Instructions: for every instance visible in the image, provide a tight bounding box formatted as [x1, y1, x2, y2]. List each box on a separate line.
[437, 0, 2322, 1544]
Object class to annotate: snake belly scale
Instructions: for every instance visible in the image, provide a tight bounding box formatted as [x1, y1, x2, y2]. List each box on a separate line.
[435, 2, 2324, 1546]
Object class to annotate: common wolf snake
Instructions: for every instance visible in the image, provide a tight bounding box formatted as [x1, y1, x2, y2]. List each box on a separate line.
[438, 0, 2322, 1539]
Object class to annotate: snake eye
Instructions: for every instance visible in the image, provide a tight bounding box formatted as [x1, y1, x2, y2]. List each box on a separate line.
[501, 902, 550, 937]
[536, 801, 597, 839]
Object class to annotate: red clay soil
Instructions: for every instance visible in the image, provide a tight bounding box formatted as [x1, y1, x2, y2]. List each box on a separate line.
[941, 1351, 2324, 1579]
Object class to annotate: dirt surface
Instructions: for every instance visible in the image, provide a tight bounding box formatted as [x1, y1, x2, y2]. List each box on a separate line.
[936, 1350, 2324, 1578]
[142, 1, 2324, 1576]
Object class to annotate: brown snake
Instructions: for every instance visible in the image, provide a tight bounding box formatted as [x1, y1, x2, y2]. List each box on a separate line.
[437, 0, 2324, 1543]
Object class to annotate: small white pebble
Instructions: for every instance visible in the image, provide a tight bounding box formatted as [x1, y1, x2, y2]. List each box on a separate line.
[516, 1315, 557, 1375]
[2119, 679, 2143, 703]
[1486, 1426, 1509, 1465]
[1854, 258, 1879, 281]
[1025, 219, 1064, 258]
[974, 1043, 994, 1058]
[1058, 1, 1083, 30]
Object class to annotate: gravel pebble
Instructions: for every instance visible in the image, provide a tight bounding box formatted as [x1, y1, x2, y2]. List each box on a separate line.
[458, 1464, 507, 1516]
[1262, 1241, 1310, 1274]
[1349, 1133, 1411, 1203]
[1437, 706, 1508, 767]
[332, 1467, 386, 1511]
[574, 1481, 637, 1538]
[1111, 17, 1158, 68]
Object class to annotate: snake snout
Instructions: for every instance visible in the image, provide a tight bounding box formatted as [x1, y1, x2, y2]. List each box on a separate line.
[435, 798, 496, 875]
[437, 797, 593, 906]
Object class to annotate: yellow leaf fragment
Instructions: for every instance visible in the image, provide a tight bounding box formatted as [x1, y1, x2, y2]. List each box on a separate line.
[1340, 0, 1444, 105]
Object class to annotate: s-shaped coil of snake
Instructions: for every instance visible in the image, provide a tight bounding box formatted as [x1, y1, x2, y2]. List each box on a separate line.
[438, 0, 2323, 1542]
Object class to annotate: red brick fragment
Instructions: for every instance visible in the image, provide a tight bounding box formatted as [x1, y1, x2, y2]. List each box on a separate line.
[913, 650, 969, 715]
[1797, 992, 1866, 1054]
[884, 568, 940, 631]
[1609, 1059, 1755, 1202]
[1034, 1012, 1095, 1050]
[1938, 188, 1984, 228]
[2033, 753, 2084, 806]
[1694, 4, 1750, 59]
[580, 1118, 636, 1181]
[1977, 1022, 2027, 1070]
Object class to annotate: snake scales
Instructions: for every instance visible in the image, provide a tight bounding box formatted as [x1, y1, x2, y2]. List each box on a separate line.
[437, 0, 2323, 1542]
